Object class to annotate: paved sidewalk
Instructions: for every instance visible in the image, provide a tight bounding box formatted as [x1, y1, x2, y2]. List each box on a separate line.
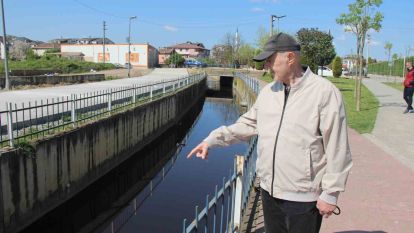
[362, 78, 414, 171]
[321, 129, 414, 233]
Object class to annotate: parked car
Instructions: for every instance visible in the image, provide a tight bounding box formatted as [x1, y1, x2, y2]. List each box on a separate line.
[124, 63, 132, 69]
[317, 66, 333, 77]
[114, 63, 124, 69]
[184, 60, 206, 68]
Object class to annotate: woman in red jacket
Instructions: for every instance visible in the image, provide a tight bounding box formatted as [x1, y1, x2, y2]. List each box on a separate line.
[404, 61, 414, 113]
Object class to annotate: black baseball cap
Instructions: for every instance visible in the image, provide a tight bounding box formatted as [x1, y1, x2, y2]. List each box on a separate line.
[253, 33, 301, 62]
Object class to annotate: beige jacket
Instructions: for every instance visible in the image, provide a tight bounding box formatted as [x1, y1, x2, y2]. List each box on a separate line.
[204, 68, 352, 205]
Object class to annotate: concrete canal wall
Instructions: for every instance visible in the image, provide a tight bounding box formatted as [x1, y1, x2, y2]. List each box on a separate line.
[0, 78, 206, 233]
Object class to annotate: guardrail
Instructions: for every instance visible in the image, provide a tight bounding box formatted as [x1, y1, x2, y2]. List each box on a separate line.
[235, 72, 260, 95]
[0, 73, 206, 148]
[182, 73, 260, 233]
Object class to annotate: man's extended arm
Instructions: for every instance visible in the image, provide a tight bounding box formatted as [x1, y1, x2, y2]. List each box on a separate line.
[187, 102, 258, 159]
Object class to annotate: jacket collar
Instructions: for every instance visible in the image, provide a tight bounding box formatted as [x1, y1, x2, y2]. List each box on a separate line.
[271, 66, 313, 92]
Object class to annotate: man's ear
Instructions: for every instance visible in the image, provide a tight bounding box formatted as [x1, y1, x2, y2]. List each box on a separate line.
[287, 52, 296, 65]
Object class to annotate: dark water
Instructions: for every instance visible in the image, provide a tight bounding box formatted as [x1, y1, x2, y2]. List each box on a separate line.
[22, 97, 246, 233]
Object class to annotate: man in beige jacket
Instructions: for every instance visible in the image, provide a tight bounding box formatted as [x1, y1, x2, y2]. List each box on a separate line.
[187, 33, 352, 233]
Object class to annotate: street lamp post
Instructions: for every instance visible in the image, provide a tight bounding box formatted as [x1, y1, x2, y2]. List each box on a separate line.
[128, 16, 137, 78]
[1, 0, 10, 90]
[270, 15, 286, 36]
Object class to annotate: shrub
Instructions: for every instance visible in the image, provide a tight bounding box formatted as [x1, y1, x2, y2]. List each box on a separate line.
[255, 61, 264, 70]
[332, 56, 343, 78]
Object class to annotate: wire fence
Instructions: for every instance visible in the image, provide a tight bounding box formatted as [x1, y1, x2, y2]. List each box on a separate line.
[0, 73, 206, 148]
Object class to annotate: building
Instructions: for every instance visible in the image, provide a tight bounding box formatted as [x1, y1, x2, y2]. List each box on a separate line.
[32, 43, 61, 56]
[158, 48, 174, 65]
[61, 43, 158, 68]
[50, 37, 115, 45]
[165, 41, 210, 59]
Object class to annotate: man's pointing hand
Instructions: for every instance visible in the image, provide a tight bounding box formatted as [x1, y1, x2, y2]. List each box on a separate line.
[187, 141, 209, 160]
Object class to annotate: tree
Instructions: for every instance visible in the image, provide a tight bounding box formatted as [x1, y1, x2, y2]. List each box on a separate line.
[337, 0, 383, 111]
[25, 48, 39, 60]
[384, 42, 392, 76]
[9, 40, 31, 60]
[238, 44, 256, 67]
[256, 27, 270, 50]
[296, 28, 336, 74]
[165, 52, 185, 67]
[255, 27, 271, 70]
[332, 56, 343, 78]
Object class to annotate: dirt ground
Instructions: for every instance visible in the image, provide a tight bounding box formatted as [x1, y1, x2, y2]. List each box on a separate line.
[84, 67, 153, 79]
[4, 68, 153, 91]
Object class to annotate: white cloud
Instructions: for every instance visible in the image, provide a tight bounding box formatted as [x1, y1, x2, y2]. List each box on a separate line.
[251, 7, 265, 12]
[164, 25, 178, 32]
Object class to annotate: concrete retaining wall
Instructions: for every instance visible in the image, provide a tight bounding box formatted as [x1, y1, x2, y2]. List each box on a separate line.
[233, 77, 257, 112]
[0, 78, 206, 233]
[0, 74, 105, 88]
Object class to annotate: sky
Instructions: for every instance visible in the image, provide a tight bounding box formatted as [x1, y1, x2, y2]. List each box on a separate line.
[5, 0, 413, 61]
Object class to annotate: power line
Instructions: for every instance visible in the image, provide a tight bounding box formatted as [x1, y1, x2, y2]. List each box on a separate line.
[72, 0, 261, 29]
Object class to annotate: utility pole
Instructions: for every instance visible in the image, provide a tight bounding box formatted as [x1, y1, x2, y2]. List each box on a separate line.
[270, 15, 286, 36]
[1, 0, 9, 90]
[128, 16, 137, 78]
[103, 21, 107, 64]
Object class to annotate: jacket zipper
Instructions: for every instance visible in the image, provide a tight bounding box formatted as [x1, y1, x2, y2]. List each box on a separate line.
[270, 85, 290, 196]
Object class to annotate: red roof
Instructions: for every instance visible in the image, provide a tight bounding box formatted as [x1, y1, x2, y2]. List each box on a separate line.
[170, 43, 206, 50]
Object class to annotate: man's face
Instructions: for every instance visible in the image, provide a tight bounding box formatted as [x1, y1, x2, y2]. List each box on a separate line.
[406, 62, 413, 70]
[264, 52, 290, 80]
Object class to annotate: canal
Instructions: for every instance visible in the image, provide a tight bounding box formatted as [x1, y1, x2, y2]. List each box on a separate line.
[22, 92, 248, 233]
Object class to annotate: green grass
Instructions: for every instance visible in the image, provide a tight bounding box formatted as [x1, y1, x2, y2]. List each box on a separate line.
[260, 72, 273, 83]
[0, 56, 115, 74]
[383, 82, 404, 92]
[259, 76, 379, 134]
[327, 78, 379, 134]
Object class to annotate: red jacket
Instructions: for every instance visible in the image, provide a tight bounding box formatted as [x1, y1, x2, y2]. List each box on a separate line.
[404, 68, 414, 88]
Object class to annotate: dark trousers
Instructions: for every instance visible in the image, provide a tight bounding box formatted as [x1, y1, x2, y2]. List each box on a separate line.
[404, 87, 414, 110]
[261, 189, 322, 233]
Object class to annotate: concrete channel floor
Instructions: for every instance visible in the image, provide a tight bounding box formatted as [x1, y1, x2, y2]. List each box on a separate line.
[241, 76, 414, 233]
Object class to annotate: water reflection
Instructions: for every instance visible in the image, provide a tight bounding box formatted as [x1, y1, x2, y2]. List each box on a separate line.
[22, 97, 246, 233]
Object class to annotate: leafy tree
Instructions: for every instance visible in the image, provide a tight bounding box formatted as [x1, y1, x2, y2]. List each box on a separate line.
[254, 49, 265, 70]
[337, 0, 383, 111]
[165, 52, 185, 67]
[238, 44, 256, 67]
[9, 40, 31, 60]
[368, 57, 377, 64]
[254, 27, 271, 70]
[25, 48, 39, 60]
[332, 56, 343, 78]
[384, 42, 392, 76]
[296, 28, 336, 74]
[256, 27, 270, 50]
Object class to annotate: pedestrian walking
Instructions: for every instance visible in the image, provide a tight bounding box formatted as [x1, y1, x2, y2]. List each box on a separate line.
[403, 61, 414, 113]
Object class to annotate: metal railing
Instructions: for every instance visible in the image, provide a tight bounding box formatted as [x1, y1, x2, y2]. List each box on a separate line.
[0, 73, 206, 148]
[234, 72, 260, 95]
[183, 74, 260, 233]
